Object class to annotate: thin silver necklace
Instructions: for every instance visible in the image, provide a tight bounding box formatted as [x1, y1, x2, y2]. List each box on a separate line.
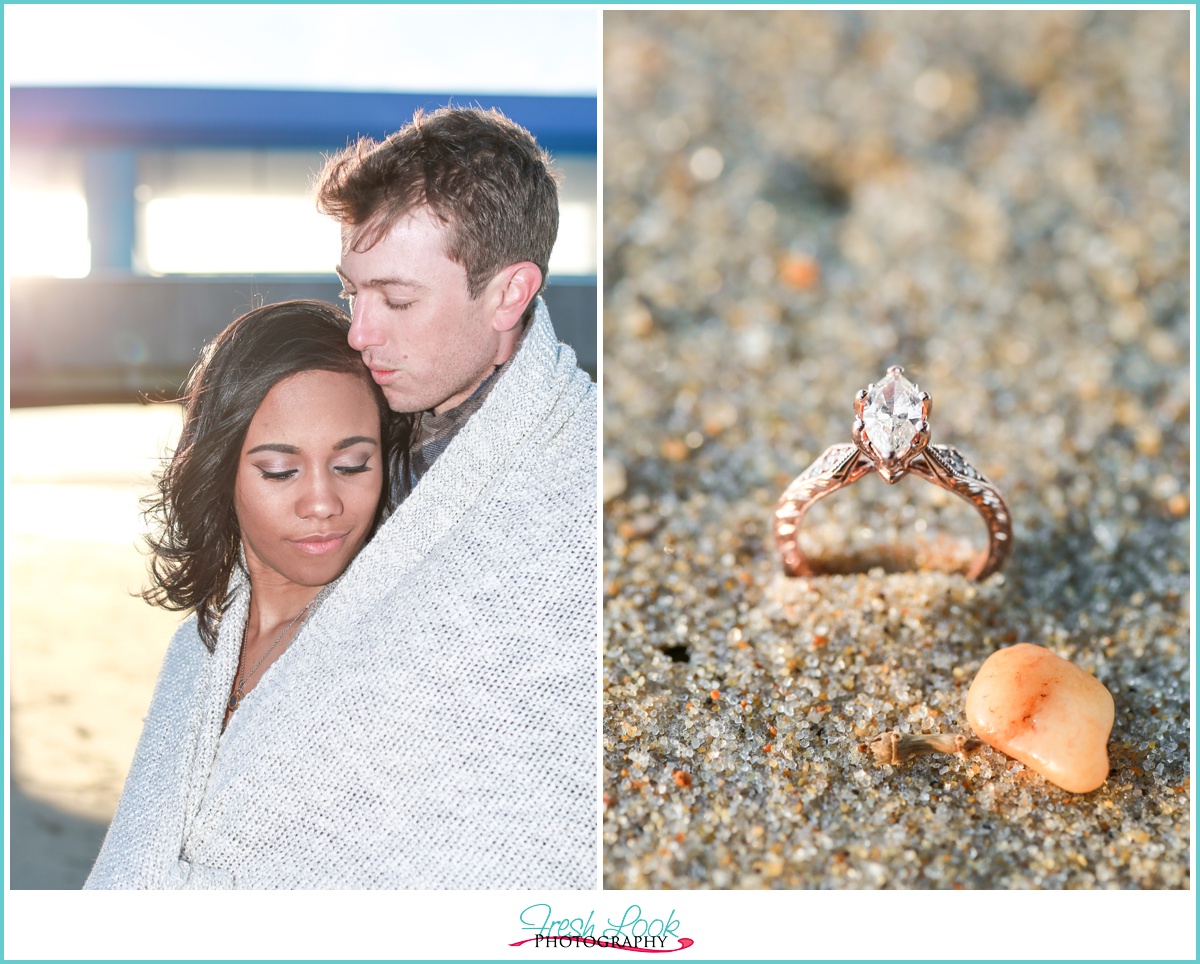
[227, 595, 317, 713]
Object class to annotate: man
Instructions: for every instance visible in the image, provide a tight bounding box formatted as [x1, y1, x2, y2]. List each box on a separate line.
[295, 107, 598, 887]
[318, 107, 574, 501]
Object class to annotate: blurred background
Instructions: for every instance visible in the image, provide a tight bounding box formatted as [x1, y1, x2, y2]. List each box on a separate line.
[5, 4, 597, 889]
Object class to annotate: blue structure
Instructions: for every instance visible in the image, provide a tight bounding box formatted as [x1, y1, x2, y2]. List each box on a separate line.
[11, 86, 597, 150]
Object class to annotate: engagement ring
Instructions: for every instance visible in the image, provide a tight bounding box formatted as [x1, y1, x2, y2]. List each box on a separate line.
[774, 366, 1013, 581]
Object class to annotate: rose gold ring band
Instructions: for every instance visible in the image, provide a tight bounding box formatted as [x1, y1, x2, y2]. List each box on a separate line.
[773, 367, 1013, 582]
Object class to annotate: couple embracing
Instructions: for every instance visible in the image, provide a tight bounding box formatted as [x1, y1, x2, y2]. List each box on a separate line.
[85, 108, 596, 890]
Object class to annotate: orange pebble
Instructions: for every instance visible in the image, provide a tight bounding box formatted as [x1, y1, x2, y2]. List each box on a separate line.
[966, 643, 1114, 794]
[660, 438, 689, 462]
[779, 254, 821, 290]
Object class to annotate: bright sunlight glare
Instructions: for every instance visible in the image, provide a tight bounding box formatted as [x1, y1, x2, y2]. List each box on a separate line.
[142, 196, 341, 275]
[9, 190, 91, 277]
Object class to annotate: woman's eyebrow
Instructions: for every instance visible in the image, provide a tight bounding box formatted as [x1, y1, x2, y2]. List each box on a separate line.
[247, 437, 376, 455]
[335, 436, 378, 450]
[247, 443, 300, 455]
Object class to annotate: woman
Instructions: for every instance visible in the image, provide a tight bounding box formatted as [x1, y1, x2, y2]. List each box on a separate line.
[85, 300, 396, 888]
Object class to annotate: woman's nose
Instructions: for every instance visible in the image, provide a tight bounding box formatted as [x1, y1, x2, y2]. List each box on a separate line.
[296, 470, 343, 520]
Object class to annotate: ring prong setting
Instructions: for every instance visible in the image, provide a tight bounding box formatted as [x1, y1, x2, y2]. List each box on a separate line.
[858, 367, 927, 481]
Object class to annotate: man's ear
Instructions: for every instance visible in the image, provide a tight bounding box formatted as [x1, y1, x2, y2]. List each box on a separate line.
[490, 262, 542, 332]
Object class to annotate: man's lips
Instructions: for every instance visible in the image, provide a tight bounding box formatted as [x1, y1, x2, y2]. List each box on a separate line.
[368, 366, 398, 385]
[291, 533, 349, 555]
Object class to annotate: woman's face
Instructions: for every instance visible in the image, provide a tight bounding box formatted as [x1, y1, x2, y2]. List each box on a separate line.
[234, 369, 383, 592]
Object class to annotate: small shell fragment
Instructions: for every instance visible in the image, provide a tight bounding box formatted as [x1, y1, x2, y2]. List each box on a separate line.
[965, 643, 1114, 794]
[862, 731, 979, 766]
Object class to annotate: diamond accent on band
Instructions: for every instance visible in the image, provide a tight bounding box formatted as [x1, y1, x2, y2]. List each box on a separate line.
[862, 369, 924, 459]
[795, 443, 858, 484]
[926, 444, 986, 483]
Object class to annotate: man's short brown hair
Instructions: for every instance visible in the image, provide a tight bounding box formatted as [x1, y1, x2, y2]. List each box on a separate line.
[316, 106, 559, 299]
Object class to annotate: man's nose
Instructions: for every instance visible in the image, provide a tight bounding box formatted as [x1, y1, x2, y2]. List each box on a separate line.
[347, 298, 384, 353]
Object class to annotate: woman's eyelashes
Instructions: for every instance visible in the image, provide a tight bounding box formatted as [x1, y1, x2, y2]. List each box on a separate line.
[254, 458, 374, 481]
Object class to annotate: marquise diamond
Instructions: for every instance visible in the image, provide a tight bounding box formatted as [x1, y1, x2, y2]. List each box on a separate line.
[862, 369, 924, 459]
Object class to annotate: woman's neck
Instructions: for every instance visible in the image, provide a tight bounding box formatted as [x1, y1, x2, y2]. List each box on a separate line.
[244, 571, 325, 635]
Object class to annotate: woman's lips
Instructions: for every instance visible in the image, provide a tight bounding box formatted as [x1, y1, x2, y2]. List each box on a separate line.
[291, 533, 349, 555]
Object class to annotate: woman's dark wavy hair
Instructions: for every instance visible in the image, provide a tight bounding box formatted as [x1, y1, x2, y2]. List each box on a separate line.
[142, 299, 401, 651]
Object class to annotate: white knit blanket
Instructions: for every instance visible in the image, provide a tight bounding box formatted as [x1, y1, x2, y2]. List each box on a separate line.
[85, 301, 598, 889]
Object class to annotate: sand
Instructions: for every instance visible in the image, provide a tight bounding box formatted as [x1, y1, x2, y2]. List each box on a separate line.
[7, 404, 182, 888]
[602, 9, 1191, 889]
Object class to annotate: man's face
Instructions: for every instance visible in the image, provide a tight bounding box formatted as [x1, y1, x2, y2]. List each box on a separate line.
[336, 207, 504, 415]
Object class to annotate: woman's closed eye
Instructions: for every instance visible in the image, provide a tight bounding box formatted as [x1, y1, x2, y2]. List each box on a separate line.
[258, 461, 372, 480]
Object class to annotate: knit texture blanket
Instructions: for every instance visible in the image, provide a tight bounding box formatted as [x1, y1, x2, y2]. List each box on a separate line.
[85, 300, 598, 889]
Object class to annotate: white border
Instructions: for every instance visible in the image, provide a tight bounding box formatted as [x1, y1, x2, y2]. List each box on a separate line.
[5, 4, 1197, 964]
[5, 890, 1197, 960]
